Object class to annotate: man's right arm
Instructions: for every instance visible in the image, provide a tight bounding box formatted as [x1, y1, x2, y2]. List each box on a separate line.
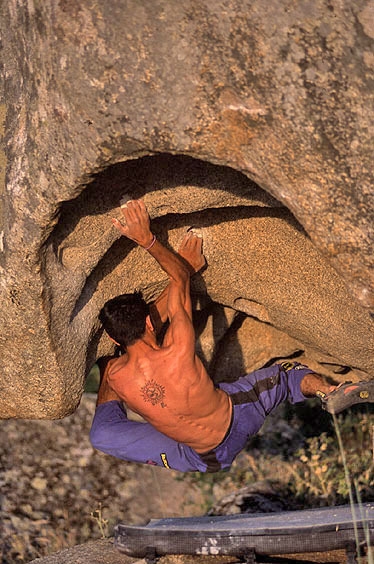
[112, 199, 192, 320]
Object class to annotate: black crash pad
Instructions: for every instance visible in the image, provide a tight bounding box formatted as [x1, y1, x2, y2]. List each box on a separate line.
[115, 503, 374, 559]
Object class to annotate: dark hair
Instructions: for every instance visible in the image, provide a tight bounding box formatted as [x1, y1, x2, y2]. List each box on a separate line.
[99, 291, 150, 348]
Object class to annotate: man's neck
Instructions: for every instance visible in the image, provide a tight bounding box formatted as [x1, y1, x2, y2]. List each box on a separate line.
[127, 332, 159, 356]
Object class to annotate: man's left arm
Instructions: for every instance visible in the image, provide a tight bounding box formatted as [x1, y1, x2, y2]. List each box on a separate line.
[149, 246, 204, 333]
[149, 285, 169, 335]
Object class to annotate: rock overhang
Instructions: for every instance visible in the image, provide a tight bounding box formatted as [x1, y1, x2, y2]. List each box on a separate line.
[0, 0, 373, 418]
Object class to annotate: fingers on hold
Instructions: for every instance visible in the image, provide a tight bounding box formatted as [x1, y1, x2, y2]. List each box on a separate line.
[187, 227, 203, 239]
[112, 218, 127, 233]
[120, 209, 127, 221]
[124, 201, 137, 220]
[120, 199, 148, 222]
[187, 228, 203, 249]
[120, 194, 131, 207]
[184, 231, 194, 244]
[128, 199, 145, 219]
[195, 236, 203, 249]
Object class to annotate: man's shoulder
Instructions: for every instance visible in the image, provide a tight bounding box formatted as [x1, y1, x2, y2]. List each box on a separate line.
[158, 337, 194, 360]
[163, 312, 195, 350]
[106, 355, 130, 379]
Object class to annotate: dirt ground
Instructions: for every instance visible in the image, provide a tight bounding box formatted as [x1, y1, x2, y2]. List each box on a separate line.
[1, 394, 205, 563]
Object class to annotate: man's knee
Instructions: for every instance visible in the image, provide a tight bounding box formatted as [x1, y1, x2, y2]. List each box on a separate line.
[90, 401, 127, 452]
[89, 421, 108, 451]
[90, 409, 118, 452]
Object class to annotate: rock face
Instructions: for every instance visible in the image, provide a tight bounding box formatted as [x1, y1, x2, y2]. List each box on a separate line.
[0, 0, 373, 418]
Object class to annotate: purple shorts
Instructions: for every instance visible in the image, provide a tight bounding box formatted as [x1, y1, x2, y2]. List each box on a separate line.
[90, 362, 312, 473]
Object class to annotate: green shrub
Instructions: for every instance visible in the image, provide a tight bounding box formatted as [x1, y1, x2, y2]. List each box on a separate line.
[180, 409, 374, 513]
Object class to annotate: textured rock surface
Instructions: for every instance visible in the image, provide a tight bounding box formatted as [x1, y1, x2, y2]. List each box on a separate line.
[28, 539, 135, 564]
[28, 543, 349, 564]
[0, 0, 373, 417]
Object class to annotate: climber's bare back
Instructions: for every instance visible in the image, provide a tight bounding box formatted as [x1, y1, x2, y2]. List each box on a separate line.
[108, 337, 232, 453]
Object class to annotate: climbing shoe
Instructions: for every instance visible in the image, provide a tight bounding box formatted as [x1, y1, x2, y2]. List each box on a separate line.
[317, 381, 374, 415]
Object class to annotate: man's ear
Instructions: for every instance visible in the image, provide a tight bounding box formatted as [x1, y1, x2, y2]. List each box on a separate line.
[145, 314, 154, 332]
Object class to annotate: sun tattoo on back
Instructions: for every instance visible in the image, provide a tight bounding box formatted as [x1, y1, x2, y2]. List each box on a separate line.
[141, 379, 167, 408]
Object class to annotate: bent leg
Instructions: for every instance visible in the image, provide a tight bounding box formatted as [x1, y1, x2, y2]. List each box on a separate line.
[90, 400, 207, 472]
[218, 362, 315, 437]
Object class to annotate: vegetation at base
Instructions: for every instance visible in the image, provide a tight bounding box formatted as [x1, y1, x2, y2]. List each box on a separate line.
[180, 405, 374, 513]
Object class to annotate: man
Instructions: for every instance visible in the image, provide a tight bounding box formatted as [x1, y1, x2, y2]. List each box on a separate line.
[90, 199, 373, 472]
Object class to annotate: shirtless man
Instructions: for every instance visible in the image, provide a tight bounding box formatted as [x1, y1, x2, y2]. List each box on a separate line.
[90, 199, 373, 472]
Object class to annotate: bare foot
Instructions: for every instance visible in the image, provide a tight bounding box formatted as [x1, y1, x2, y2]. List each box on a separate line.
[96, 358, 123, 406]
[178, 230, 206, 273]
[300, 372, 334, 398]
